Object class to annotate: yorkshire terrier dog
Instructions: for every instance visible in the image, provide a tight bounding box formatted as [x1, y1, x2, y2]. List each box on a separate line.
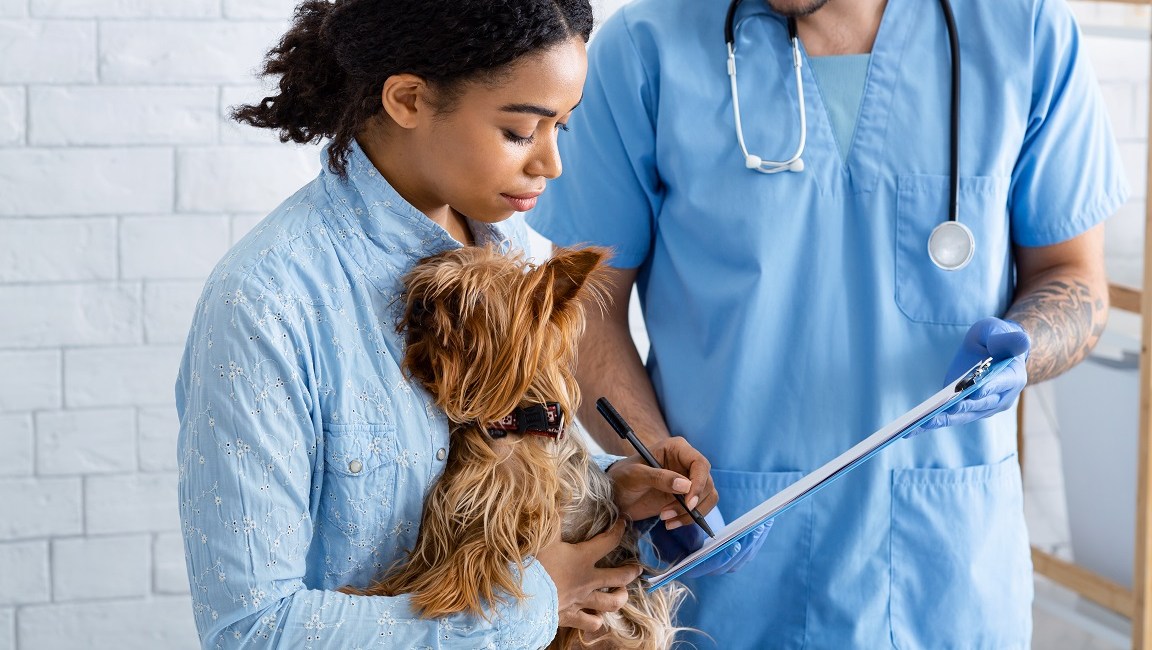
[343, 245, 685, 649]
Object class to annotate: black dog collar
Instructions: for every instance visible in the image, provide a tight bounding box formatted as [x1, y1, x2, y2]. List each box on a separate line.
[487, 403, 566, 439]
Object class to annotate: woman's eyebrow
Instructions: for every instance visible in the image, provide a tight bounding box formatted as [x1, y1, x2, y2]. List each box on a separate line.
[500, 103, 558, 118]
[499, 97, 584, 118]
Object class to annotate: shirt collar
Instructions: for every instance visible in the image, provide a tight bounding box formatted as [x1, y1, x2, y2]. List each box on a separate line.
[319, 139, 518, 266]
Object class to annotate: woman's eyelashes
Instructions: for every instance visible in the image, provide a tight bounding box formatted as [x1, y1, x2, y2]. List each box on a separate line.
[503, 122, 570, 146]
[504, 130, 534, 145]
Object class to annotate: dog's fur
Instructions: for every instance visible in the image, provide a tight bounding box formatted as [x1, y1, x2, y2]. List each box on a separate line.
[343, 245, 685, 649]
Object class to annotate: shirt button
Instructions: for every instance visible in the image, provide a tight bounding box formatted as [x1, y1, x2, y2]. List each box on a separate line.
[348, 459, 363, 474]
[436, 448, 447, 461]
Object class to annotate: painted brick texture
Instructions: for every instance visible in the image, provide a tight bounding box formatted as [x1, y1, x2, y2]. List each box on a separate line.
[0, 2, 320, 646]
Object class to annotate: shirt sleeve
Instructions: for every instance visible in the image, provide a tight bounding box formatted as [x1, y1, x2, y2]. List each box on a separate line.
[592, 453, 628, 472]
[176, 268, 559, 649]
[529, 7, 664, 269]
[1008, 0, 1129, 247]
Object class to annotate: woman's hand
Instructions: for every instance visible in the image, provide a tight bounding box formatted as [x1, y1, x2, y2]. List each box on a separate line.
[536, 519, 642, 632]
[606, 436, 718, 528]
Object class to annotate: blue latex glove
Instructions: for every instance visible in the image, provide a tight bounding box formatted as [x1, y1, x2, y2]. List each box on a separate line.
[918, 316, 1030, 432]
[647, 507, 772, 578]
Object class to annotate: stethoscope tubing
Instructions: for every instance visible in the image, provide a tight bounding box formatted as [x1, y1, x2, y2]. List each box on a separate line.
[939, 0, 961, 223]
[723, 0, 971, 269]
[723, 0, 962, 211]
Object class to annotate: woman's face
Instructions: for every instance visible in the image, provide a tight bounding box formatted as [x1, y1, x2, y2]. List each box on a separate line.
[407, 36, 588, 224]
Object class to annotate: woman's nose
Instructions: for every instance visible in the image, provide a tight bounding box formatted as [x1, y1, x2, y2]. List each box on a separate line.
[527, 133, 563, 179]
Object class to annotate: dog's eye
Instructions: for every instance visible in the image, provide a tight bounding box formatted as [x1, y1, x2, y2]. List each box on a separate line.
[411, 300, 434, 321]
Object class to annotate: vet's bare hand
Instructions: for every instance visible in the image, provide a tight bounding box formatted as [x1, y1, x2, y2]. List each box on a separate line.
[606, 436, 718, 527]
[537, 519, 641, 632]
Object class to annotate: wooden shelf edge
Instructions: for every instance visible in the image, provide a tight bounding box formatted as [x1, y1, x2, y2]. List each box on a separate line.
[1032, 547, 1135, 618]
[1112, 283, 1143, 314]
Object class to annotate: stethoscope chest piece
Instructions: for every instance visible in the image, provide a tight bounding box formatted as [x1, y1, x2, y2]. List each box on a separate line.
[927, 220, 975, 271]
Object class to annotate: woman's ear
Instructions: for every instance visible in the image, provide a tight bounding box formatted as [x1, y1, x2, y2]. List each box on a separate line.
[381, 73, 430, 130]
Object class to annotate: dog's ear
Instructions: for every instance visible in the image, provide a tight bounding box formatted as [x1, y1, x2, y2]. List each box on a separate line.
[538, 246, 610, 317]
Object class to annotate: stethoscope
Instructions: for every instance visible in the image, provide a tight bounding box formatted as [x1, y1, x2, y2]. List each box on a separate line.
[724, 0, 973, 271]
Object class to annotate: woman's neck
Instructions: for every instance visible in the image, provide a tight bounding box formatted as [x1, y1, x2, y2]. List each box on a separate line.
[356, 125, 474, 245]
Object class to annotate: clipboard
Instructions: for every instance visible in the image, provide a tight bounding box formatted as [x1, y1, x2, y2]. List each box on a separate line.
[644, 356, 1012, 591]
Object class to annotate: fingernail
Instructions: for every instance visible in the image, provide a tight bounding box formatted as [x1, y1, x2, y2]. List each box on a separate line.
[660, 509, 678, 521]
[687, 495, 699, 510]
[672, 478, 691, 493]
[666, 520, 682, 530]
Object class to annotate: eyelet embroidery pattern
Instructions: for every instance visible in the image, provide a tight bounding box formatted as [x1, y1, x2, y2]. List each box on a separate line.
[176, 143, 557, 648]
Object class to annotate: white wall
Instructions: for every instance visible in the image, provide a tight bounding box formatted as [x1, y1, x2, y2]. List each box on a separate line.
[0, 2, 319, 648]
[0, 0, 1140, 648]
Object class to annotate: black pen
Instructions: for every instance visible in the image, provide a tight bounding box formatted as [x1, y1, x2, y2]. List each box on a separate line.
[595, 397, 715, 538]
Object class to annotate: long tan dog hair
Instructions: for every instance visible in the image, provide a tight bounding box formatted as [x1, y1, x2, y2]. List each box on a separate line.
[342, 245, 686, 649]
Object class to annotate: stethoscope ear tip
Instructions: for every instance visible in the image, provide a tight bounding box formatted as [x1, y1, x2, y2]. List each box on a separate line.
[788, 158, 805, 172]
[744, 154, 763, 169]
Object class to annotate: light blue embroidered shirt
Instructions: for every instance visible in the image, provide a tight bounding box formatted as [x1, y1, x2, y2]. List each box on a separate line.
[176, 141, 562, 649]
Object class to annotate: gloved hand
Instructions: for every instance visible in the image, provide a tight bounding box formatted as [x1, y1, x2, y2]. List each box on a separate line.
[647, 506, 771, 578]
[918, 316, 1030, 432]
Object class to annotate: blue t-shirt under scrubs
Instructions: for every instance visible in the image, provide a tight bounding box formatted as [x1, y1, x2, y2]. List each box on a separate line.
[529, 0, 1127, 647]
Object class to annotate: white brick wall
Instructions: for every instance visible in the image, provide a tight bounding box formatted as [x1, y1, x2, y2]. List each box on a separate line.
[18, 597, 198, 650]
[0, 608, 13, 650]
[0, 1, 321, 645]
[0, 478, 82, 541]
[52, 535, 151, 601]
[0, 0, 1139, 647]
[0, 415, 33, 477]
[0, 149, 174, 216]
[31, 0, 219, 18]
[0, 541, 50, 606]
[35, 409, 137, 475]
[29, 87, 219, 146]
[0, 21, 96, 83]
[0, 87, 24, 145]
[0, 351, 60, 412]
[0, 219, 117, 282]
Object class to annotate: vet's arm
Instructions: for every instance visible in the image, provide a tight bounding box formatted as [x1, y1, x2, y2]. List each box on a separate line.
[1004, 223, 1108, 383]
[575, 261, 718, 527]
[574, 263, 671, 456]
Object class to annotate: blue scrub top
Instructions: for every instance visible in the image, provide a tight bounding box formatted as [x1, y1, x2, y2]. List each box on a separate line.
[530, 0, 1127, 647]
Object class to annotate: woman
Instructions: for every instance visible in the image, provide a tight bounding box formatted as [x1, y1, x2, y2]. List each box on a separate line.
[175, 1, 718, 647]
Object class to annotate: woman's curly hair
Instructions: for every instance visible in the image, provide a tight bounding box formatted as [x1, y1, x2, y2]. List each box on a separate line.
[232, 0, 594, 176]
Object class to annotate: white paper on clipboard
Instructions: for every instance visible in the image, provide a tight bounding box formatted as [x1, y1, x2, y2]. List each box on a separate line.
[644, 356, 1012, 591]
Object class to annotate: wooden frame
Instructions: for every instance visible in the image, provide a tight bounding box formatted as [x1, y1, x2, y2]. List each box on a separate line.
[1024, 2, 1152, 647]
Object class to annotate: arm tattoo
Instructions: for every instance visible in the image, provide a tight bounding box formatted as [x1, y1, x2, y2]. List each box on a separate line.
[1004, 278, 1107, 383]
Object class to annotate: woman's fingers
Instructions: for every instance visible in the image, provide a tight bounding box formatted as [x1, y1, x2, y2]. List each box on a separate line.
[578, 582, 632, 612]
[559, 606, 604, 633]
[585, 563, 642, 595]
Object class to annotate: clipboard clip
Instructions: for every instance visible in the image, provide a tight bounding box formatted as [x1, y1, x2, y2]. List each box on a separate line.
[953, 357, 993, 393]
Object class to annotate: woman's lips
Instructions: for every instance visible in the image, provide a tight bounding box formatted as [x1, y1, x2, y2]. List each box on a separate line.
[501, 191, 542, 212]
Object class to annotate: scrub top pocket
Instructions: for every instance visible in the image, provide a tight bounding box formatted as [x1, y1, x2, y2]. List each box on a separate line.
[889, 454, 1032, 649]
[319, 421, 401, 580]
[675, 468, 813, 649]
[895, 174, 1013, 326]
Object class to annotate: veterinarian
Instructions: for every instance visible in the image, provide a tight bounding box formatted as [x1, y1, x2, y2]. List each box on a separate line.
[529, 0, 1126, 646]
[175, 1, 749, 647]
